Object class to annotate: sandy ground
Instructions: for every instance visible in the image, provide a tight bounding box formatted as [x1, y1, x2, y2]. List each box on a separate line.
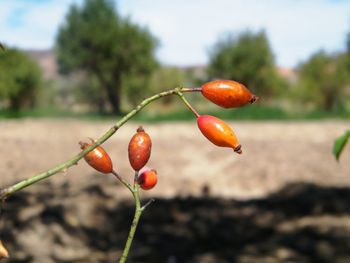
[0, 119, 349, 199]
[1, 118, 350, 263]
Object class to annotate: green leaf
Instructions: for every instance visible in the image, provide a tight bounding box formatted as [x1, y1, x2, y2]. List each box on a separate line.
[333, 130, 350, 161]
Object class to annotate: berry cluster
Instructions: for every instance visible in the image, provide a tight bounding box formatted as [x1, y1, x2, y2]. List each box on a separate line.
[79, 126, 157, 190]
[79, 79, 257, 190]
[197, 79, 257, 154]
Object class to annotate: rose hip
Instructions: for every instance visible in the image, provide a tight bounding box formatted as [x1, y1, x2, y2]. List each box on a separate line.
[137, 169, 158, 190]
[128, 126, 152, 171]
[201, 79, 257, 108]
[197, 115, 242, 154]
[79, 140, 113, 174]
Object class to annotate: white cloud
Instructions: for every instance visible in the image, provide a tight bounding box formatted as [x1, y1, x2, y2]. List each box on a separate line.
[1, 0, 350, 68]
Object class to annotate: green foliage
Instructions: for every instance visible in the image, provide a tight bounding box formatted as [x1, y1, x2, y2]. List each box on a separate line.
[56, 0, 158, 114]
[296, 51, 350, 112]
[208, 30, 286, 98]
[333, 130, 350, 161]
[347, 27, 350, 55]
[0, 48, 42, 110]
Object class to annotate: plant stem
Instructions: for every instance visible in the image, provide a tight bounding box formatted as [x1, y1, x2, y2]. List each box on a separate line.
[111, 170, 133, 193]
[118, 185, 142, 263]
[133, 171, 138, 188]
[176, 89, 200, 118]
[181, 87, 202, 93]
[0, 88, 183, 201]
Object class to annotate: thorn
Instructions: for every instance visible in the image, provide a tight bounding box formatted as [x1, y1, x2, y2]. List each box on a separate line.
[142, 198, 155, 211]
[88, 137, 97, 144]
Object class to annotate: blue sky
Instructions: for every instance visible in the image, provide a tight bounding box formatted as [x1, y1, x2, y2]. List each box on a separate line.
[1, 0, 349, 68]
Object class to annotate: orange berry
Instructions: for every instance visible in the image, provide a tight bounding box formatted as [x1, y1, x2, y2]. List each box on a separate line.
[79, 140, 113, 174]
[0, 240, 9, 259]
[197, 115, 242, 154]
[128, 126, 152, 171]
[137, 169, 158, 190]
[201, 79, 257, 108]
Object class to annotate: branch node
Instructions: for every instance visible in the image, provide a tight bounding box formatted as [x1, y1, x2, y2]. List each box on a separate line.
[112, 125, 119, 132]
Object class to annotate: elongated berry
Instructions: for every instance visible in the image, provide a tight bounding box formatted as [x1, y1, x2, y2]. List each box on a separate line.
[137, 169, 158, 190]
[79, 140, 113, 174]
[197, 115, 242, 154]
[201, 79, 257, 108]
[128, 126, 152, 171]
[0, 240, 9, 259]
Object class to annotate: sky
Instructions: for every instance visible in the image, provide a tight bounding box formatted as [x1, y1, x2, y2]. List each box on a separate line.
[0, 0, 349, 68]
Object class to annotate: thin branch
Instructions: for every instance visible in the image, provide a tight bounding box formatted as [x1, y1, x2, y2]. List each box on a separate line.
[111, 170, 132, 193]
[176, 89, 200, 118]
[141, 198, 155, 211]
[118, 184, 142, 263]
[0, 88, 183, 200]
[133, 171, 138, 188]
[180, 87, 202, 93]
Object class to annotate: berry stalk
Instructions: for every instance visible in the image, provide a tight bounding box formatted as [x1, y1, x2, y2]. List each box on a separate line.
[176, 89, 200, 118]
[111, 170, 133, 192]
[180, 87, 202, 93]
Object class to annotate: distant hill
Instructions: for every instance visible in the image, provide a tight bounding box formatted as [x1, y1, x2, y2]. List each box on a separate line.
[24, 49, 58, 79]
[23, 49, 297, 83]
[277, 67, 298, 83]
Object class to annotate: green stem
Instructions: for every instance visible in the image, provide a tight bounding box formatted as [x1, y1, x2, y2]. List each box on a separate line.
[118, 185, 142, 263]
[0, 88, 183, 201]
[180, 87, 202, 93]
[133, 171, 138, 188]
[176, 89, 200, 118]
[111, 170, 133, 193]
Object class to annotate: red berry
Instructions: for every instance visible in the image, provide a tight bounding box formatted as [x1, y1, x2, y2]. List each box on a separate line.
[197, 115, 242, 154]
[79, 140, 113, 173]
[128, 126, 152, 171]
[137, 169, 158, 190]
[201, 79, 257, 108]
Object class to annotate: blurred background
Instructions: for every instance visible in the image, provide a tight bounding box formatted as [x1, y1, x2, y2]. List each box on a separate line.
[0, 0, 349, 262]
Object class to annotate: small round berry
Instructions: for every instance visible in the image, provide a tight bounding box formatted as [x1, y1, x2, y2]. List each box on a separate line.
[137, 169, 158, 190]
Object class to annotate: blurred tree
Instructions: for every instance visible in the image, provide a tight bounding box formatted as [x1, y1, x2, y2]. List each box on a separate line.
[0, 48, 42, 110]
[346, 26, 350, 72]
[56, 0, 158, 114]
[347, 27, 350, 55]
[297, 50, 350, 111]
[208, 30, 285, 98]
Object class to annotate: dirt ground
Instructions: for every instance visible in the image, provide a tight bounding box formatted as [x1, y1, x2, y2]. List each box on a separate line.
[0, 119, 350, 263]
[0, 119, 349, 199]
